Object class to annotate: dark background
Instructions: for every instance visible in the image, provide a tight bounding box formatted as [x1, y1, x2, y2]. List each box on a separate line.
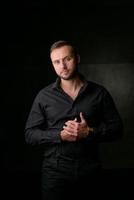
[3, 0, 134, 199]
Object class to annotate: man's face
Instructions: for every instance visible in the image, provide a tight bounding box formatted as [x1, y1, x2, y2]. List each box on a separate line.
[50, 45, 80, 80]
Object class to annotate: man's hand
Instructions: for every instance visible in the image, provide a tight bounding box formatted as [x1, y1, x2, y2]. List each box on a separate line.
[60, 112, 93, 141]
[60, 129, 77, 142]
[60, 118, 77, 141]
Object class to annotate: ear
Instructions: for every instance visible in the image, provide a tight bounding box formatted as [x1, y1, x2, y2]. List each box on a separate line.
[77, 54, 80, 64]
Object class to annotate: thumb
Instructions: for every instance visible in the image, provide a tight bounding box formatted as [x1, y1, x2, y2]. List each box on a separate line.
[74, 117, 77, 122]
[80, 112, 85, 122]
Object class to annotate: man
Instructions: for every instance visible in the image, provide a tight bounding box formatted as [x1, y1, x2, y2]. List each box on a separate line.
[25, 40, 123, 200]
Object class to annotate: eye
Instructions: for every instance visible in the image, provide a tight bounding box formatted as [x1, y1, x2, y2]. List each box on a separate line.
[64, 56, 72, 62]
[53, 60, 60, 65]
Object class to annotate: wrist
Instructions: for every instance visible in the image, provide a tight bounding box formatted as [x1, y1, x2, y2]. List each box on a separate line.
[86, 127, 94, 136]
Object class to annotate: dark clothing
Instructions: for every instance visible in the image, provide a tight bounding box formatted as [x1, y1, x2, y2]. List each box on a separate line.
[24, 77, 123, 200]
[41, 156, 101, 200]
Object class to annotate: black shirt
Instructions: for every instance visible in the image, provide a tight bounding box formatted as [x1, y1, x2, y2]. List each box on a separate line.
[25, 77, 123, 160]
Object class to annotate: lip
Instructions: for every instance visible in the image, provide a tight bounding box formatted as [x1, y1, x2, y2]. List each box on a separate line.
[61, 70, 69, 74]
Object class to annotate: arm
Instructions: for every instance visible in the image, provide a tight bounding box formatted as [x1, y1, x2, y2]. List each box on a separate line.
[62, 89, 123, 143]
[91, 88, 123, 142]
[24, 94, 61, 146]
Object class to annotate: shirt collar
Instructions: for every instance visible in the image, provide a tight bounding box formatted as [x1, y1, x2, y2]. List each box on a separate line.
[52, 74, 89, 90]
[52, 77, 61, 90]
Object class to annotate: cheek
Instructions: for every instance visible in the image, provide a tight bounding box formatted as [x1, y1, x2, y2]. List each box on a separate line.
[53, 66, 60, 73]
[70, 62, 77, 70]
[68, 60, 74, 68]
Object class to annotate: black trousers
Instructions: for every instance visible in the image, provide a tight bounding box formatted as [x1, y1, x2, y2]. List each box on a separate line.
[41, 155, 101, 200]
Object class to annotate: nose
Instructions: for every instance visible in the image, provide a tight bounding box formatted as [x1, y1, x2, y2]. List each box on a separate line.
[61, 60, 67, 69]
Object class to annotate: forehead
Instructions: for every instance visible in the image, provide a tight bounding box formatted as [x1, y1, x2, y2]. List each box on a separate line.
[50, 45, 74, 60]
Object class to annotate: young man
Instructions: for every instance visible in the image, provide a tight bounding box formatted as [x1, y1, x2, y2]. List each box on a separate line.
[25, 40, 123, 200]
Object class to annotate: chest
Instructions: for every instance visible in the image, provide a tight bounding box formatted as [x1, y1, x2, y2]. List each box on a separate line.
[63, 88, 80, 100]
[43, 91, 102, 125]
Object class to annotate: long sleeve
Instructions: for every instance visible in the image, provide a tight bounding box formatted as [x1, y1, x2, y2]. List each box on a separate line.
[24, 94, 61, 146]
[91, 88, 123, 142]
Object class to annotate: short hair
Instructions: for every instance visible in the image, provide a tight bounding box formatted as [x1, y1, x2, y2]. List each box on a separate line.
[50, 40, 78, 56]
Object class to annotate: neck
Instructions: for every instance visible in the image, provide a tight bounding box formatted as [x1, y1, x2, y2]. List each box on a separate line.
[60, 74, 84, 91]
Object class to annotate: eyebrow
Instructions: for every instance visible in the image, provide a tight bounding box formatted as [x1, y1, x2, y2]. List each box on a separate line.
[52, 55, 72, 63]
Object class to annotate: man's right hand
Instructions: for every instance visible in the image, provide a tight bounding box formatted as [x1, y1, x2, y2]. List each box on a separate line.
[60, 129, 77, 142]
[60, 118, 78, 142]
[60, 114, 93, 142]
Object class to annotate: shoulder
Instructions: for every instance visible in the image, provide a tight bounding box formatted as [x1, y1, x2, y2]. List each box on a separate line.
[87, 80, 107, 93]
[40, 82, 55, 93]
[86, 80, 113, 100]
[34, 81, 56, 101]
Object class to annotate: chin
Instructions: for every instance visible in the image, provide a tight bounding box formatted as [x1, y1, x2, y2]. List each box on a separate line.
[59, 70, 78, 80]
[59, 73, 71, 80]
[62, 75, 77, 80]
[60, 76, 71, 80]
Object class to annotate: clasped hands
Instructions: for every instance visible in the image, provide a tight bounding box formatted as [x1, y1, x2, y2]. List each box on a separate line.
[60, 112, 93, 142]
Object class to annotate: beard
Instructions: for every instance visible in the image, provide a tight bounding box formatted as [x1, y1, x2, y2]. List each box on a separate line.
[59, 67, 78, 80]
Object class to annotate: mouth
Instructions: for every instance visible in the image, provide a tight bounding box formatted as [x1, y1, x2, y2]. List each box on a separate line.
[61, 70, 69, 75]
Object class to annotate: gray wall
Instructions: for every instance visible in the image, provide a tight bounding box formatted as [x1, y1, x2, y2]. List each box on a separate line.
[80, 64, 134, 168]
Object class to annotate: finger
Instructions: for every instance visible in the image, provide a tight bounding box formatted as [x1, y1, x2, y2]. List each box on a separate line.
[63, 125, 73, 132]
[80, 112, 85, 122]
[64, 124, 75, 130]
[65, 120, 78, 127]
[63, 126, 77, 136]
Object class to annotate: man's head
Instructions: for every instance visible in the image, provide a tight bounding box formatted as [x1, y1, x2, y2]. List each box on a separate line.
[50, 40, 80, 80]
